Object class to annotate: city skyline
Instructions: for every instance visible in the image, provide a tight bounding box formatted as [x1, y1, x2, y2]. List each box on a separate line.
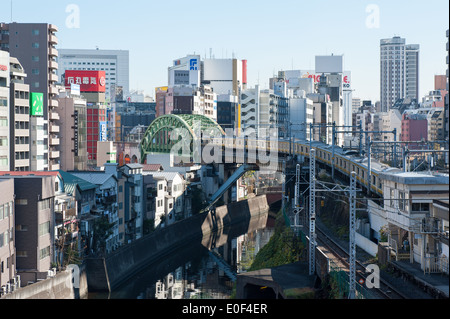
[0, 0, 448, 102]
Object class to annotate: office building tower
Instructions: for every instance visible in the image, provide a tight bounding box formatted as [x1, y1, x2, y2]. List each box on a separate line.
[380, 36, 420, 112]
[57, 49, 129, 100]
[405, 44, 420, 102]
[0, 22, 60, 171]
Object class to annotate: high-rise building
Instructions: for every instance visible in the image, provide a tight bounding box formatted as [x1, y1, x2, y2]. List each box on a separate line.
[0, 51, 10, 171]
[57, 49, 129, 100]
[380, 36, 420, 112]
[445, 30, 449, 142]
[9, 57, 30, 171]
[0, 22, 60, 171]
[405, 44, 420, 102]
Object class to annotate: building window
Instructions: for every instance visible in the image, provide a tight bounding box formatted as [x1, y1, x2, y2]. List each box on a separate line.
[16, 225, 28, 231]
[15, 199, 28, 206]
[32, 42, 39, 48]
[16, 251, 28, 257]
[39, 246, 50, 260]
[32, 29, 39, 35]
[38, 221, 50, 237]
[38, 198, 52, 211]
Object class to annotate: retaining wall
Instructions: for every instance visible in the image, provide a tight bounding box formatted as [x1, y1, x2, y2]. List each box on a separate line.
[87, 195, 269, 292]
[1, 265, 88, 300]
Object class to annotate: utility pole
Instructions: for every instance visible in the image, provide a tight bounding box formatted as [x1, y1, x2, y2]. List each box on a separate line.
[332, 121, 336, 179]
[294, 164, 301, 227]
[281, 159, 286, 215]
[348, 171, 357, 299]
[309, 149, 316, 276]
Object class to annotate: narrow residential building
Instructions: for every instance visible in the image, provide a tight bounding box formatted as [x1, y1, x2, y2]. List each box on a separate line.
[0, 179, 16, 295]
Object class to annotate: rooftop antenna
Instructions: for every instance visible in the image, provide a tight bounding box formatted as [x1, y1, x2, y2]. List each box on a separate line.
[11, 0, 13, 22]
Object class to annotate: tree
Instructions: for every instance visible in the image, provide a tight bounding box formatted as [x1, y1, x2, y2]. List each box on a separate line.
[92, 217, 115, 256]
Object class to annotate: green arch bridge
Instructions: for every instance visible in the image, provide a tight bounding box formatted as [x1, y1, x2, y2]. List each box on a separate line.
[140, 114, 225, 163]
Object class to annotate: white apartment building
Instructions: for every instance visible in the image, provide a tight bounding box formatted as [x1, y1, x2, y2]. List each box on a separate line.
[381, 171, 448, 273]
[0, 51, 10, 171]
[30, 117, 49, 171]
[381, 109, 402, 142]
[143, 171, 185, 227]
[57, 49, 129, 100]
[193, 85, 217, 121]
[240, 85, 288, 138]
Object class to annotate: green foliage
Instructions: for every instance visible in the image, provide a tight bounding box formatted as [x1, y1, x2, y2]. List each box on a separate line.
[143, 218, 155, 235]
[191, 187, 206, 215]
[92, 216, 115, 255]
[248, 210, 305, 271]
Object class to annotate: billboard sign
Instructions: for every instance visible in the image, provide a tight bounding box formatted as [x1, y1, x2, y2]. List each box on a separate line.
[189, 58, 198, 71]
[74, 110, 79, 156]
[30, 92, 44, 116]
[65, 70, 106, 92]
[99, 121, 107, 142]
[71, 83, 81, 95]
[315, 55, 344, 74]
[343, 71, 352, 90]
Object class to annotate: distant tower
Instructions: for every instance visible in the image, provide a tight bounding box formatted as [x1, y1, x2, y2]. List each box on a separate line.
[380, 36, 419, 112]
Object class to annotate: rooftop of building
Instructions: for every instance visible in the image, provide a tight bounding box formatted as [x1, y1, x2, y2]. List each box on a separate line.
[0, 171, 60, 178]
[142, 164, 164, 172]
[68, 171, 118, 186]
[58, 170, 97, 193]
[380, 171, 449, 185]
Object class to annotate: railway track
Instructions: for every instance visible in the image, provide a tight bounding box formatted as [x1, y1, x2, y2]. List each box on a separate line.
[315, 226, 408, 299]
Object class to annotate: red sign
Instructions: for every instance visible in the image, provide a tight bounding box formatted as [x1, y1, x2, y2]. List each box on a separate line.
[0, 65, 7, 71]
[65, 70, 106, 92]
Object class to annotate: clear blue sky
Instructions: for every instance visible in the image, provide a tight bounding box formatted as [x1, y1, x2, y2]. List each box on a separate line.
[1, 0, 449, 102]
